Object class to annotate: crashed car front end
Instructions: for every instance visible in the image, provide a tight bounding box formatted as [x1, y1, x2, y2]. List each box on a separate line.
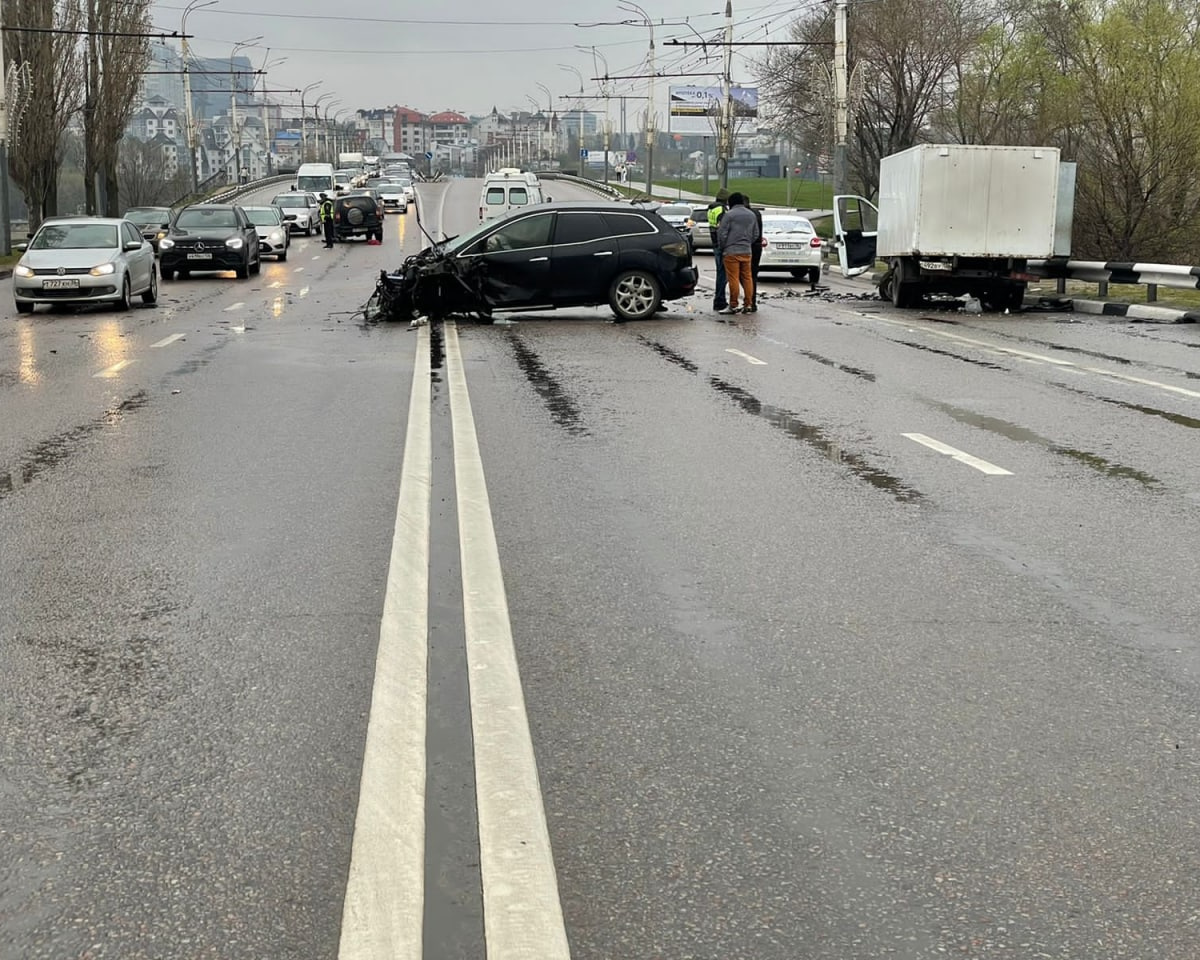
[365, 244, 494, 323]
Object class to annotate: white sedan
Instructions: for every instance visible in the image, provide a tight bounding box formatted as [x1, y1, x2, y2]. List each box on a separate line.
[13, 216, 157, 314]
[272, 192, 320, 235]
[758, 213, 824, 282]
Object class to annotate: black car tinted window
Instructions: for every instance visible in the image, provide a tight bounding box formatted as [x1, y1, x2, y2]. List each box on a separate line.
[553, 213, 610, 245]
[602, 212, 657, 236]
[177, 208, 237, 228]
[472, 213, 553, 254]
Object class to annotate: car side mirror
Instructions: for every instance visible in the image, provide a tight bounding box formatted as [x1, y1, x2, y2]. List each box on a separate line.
[15, 241, 28, 252]
[124, 240, 143, 251]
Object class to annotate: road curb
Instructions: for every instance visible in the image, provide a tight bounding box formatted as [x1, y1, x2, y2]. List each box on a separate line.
[1068, 297, 1200, 324]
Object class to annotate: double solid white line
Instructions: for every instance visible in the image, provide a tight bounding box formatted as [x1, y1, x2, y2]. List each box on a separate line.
[339, 322, 570, 960]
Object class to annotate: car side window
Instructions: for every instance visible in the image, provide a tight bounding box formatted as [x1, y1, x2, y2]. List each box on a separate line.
[476, 213, 554, 254]
[553, 213, 610, 246]
[509, 187, 528, 206]
[485, 187, 506, 206]
[122, 222, 140, 245]
[602, 213, 657, 237]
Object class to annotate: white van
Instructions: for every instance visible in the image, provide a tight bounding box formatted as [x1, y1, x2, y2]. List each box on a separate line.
[479, 169, 544, 222]
[296, 162, 336, 195]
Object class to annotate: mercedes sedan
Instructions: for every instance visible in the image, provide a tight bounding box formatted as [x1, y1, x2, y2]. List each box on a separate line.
[13, 217, 158, 314]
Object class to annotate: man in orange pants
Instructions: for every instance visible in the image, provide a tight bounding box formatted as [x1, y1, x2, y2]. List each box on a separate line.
[715, 192, 760, 315]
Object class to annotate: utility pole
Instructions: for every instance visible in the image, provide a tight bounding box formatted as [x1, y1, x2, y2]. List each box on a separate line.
[833, 0, 849, 197]
[645, 24, 655, 195]
[180, 1, 214, 193]
[720, 0, 734, 190]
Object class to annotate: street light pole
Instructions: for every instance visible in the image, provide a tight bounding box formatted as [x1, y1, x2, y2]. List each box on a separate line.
[259, 51, 286, 177]
[323, 99, 342, 161]
[229, 36, 262, 183]
[720, 1, 733, 190]
[619, 2, 655, 194]
[313, 93, 334, 161]
[300, 82, 321, 163]
[180, 0, 216, 192]
[558, 64, 585, 179]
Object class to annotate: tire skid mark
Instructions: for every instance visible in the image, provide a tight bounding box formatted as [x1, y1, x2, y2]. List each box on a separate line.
[505, 334, 590, 437]
[0, 391, 150, 502]
[639, 336, 923, 503]
[924, 399, 1162, 489]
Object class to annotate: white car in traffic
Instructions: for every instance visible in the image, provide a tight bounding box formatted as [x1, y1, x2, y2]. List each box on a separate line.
[758, 212, 824, 282]
[376, 181, 409, 214]
[272, 192, 320, 236]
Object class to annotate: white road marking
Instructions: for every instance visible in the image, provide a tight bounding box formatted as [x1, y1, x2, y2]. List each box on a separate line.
[222, 302, 244, 312]
[338, 325, 432, 960]
[725, 348, 767, 366]
[312, 255, 322, 260]
[298, 286, 310, 298]
[150, 333, 186, 348]
[444, 320, 571, 960]
[93, 359, 133, 378]
[863, 312, 1200, 399]
[903, 432, 1013, 475]
[269, 281, 283, 288]
[294, 266, 306, 273]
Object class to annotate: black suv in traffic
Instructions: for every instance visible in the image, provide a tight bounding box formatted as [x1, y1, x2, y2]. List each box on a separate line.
[334, 192, 385, 243]
[373, 202, 698, 322]
[158, 204, 261, 279]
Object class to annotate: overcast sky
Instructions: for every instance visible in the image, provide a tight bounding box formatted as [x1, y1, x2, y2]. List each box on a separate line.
[151, 0, 788, 124]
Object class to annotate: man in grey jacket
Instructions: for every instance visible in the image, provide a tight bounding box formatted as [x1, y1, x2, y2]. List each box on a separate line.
[715, 192, 760, 314]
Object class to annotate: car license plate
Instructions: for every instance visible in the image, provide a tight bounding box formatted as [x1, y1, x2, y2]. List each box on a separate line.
[187, 252, 213, 260]
[43, 278, 79, 289]
[775, 243, 799, 250]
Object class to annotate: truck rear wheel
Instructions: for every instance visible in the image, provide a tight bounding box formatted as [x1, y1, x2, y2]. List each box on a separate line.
[891, 258, 920, 309]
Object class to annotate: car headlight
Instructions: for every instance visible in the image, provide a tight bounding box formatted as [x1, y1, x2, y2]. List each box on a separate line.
[156, 231, 167, 240]
[269, 230, 284, 243]
[90, 262, 116, 276]
[14, 264, 34, 278]
[226, 237, 244, 250]
[159, 238, 174, 250]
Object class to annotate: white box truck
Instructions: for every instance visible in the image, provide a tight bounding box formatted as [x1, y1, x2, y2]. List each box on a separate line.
[833, 144, 1075, 310]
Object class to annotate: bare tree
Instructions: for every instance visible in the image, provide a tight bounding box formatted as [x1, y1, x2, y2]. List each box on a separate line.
[117, 136, 189, 206]
[82, 0, 152, 216]
[6, 0, 86, 229]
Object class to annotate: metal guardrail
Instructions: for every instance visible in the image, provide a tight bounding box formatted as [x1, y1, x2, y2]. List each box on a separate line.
[206, 174, 296, 204]
[1029, 258, 1200, 306]
[536, 172, 623, 200]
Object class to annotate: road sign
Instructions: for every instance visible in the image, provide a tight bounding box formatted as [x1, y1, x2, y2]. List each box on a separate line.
[580, 148, 589, 160]
[425, 151, 433, 160]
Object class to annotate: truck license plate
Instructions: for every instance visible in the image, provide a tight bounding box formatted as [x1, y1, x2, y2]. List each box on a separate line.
[187, 252, 213, 260]
[43, 278, 79, 289]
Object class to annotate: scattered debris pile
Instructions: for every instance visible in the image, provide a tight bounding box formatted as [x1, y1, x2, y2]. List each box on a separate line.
[363, 245, 492, 323]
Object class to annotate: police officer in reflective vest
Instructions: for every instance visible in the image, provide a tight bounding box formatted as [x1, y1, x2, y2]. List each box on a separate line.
[707, 188, 730, 312]
[319, 193, 335, 248]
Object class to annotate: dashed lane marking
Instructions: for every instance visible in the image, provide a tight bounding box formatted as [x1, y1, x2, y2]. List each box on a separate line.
[222, 302, 244, 312]
[726, 348, 767, 365]
[150, 333, 186, 348]
[445, 320, 571, 960]
[93, 359, 133, 378]
[338, 325, 432, 960]
[294, 266, 306, 273]
[299, 286, 310, 298]
[902, 432, 1014, 475]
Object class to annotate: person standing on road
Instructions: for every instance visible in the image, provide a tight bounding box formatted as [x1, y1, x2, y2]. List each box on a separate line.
[707, 188, 730, 312]
[744, 192, 765, 312]
[319, 193, 335, 249]
[716, 192, 760, 316]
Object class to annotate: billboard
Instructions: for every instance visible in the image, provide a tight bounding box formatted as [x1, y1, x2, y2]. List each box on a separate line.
[668, 85, 758, 135]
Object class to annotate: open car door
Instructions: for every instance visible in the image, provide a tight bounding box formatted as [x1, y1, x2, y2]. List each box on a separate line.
[832, 195, 879, 277]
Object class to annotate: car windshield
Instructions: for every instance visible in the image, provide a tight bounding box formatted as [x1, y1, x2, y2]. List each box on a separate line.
[31, 223, 119, 250]
[124, 208, 168, 221]
[273, 196, 308, 208]
[243, 209, 282, 226]
[763, 216, 814, 235]
[441, 217, 502, 255]
[176, 208, 238, 229]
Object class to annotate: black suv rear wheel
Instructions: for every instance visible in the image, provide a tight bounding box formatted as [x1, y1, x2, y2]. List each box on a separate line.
[609, 270, 662, 321]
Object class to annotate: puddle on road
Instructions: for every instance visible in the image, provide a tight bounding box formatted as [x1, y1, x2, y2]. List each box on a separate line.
[507, 335, 589, 437]
[926, 399, 1161, 488]
[0, 391, 150, 502]
[895, 339, 1008, 371]
[639, 337, 922, 503]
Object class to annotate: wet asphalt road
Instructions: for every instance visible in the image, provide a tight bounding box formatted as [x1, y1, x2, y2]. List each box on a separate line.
[3, 179, 1200, 959]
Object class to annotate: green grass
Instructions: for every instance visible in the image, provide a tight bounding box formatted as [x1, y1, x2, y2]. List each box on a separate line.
[655, 177, 832, 209]
[0, 251, 19, 268]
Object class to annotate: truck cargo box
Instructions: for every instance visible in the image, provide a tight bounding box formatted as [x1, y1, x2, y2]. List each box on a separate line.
[877, 144, 1061, 260]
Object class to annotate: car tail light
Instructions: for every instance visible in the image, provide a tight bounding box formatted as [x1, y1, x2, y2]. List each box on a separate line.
[661, 239, 689, 257]
[762, 238, 769, 249]
[810, 236, 822, 248]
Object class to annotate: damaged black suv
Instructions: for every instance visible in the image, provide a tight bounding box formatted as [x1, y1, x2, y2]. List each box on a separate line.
[370, 202, 697, 323]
